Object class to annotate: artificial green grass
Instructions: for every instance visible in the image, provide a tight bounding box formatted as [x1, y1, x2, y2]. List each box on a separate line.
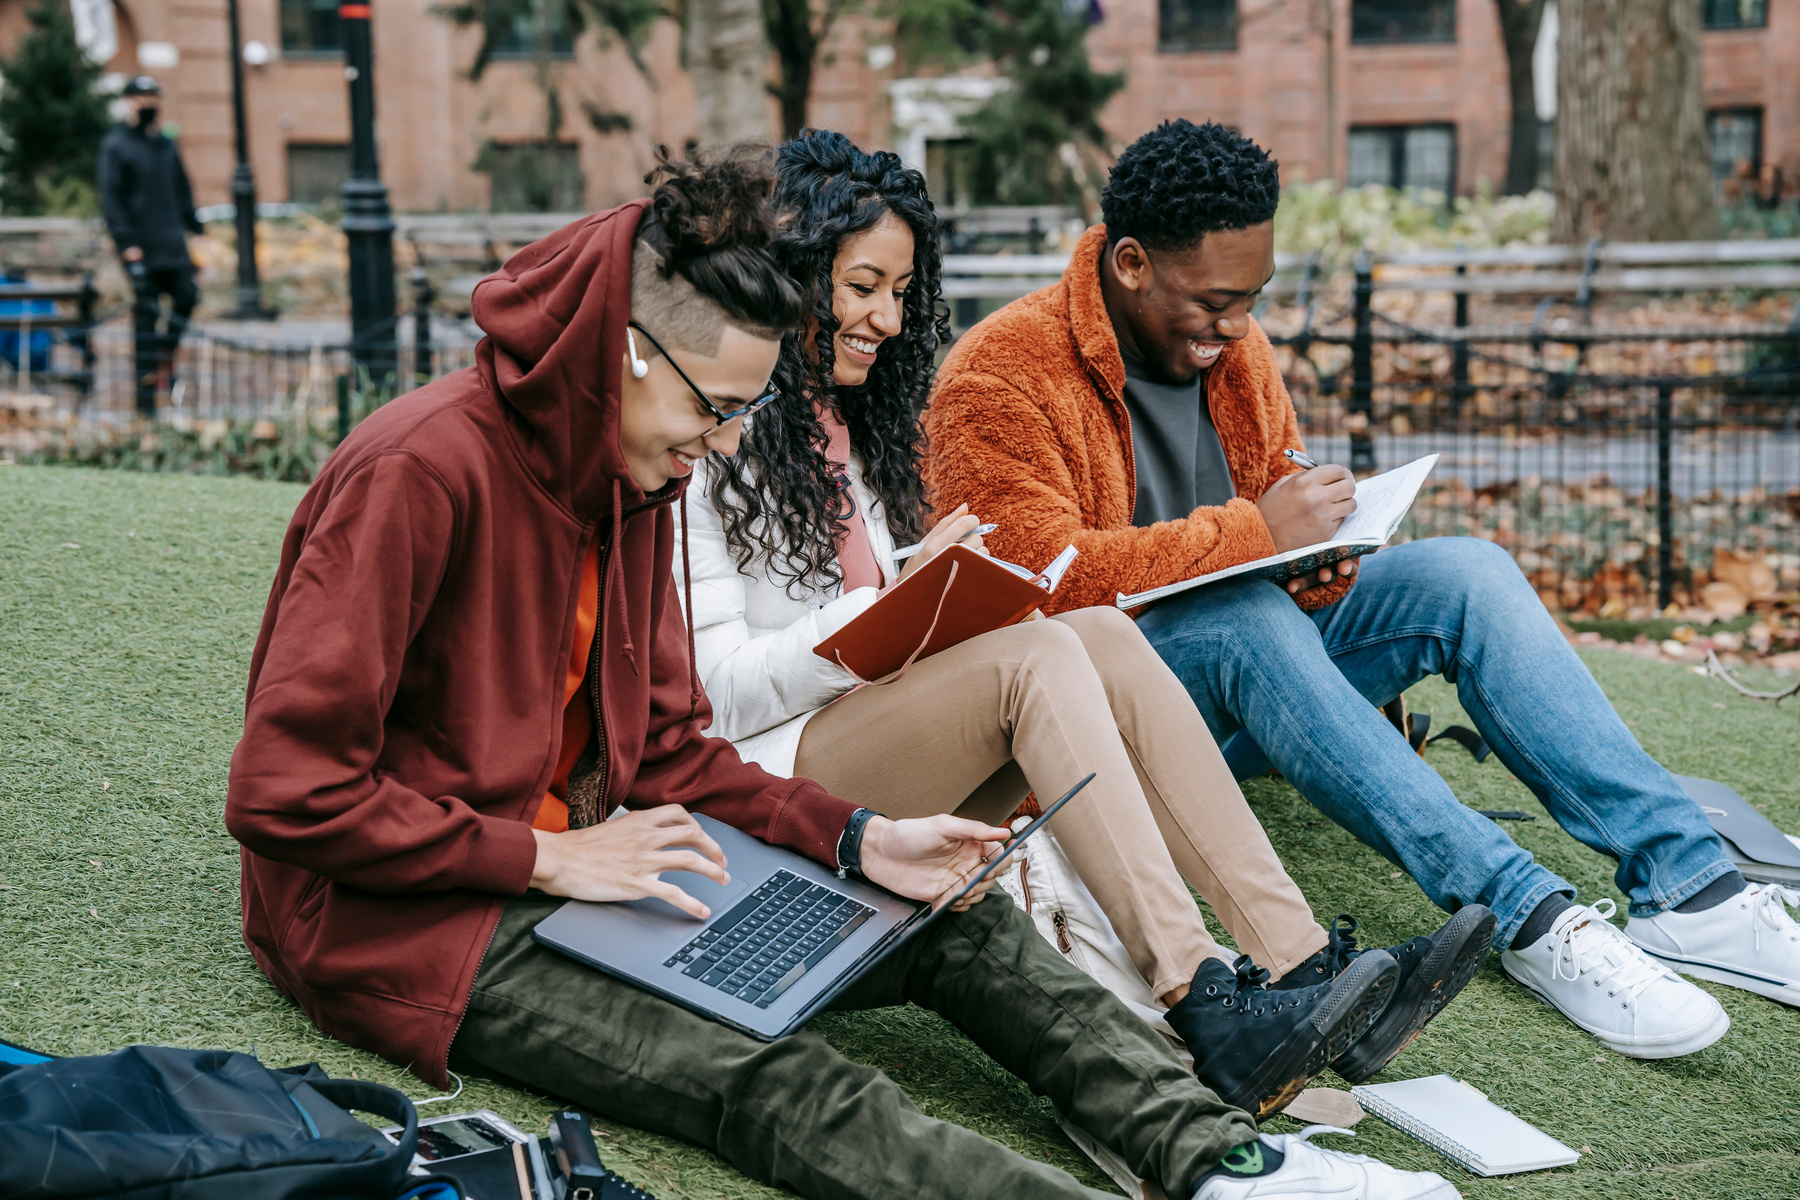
[2, 464, 1797, 1199]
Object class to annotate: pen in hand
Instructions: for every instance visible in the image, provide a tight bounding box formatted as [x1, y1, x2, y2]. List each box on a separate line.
[1284, 448, 1320, 470]
[893, 522, 998, 562]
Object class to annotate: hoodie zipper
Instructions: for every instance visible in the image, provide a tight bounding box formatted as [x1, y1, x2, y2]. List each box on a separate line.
[584, 489, 668, 820]
[587, 532, 613, 818]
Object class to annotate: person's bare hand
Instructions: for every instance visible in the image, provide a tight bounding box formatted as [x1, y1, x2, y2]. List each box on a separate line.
[121, 246, 144, 264]
[857, 814, 1013, 912]
[897, 504, 986, 580]
[529, 804, 729, 919]
[1285, 555, 1359, 595]
[1256, 466, 1356, 553]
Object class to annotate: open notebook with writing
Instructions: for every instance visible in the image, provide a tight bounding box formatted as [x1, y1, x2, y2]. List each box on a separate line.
[814, 542, 1078, 681]
[1117, 454, 1439, 610]
[1351, 1076, 1579, 1177]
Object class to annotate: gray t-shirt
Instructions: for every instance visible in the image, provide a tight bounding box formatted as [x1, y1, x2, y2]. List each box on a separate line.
[1121, 349, 1236, 527]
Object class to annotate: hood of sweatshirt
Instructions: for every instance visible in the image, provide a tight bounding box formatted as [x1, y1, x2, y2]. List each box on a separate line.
[471, 198, 653, 521]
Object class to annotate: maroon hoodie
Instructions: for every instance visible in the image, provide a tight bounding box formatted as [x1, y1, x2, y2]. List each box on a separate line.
[226, 200, 859, 1086]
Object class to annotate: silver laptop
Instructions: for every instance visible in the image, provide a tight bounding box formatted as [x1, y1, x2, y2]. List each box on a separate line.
[533, 774, 1094, 1040]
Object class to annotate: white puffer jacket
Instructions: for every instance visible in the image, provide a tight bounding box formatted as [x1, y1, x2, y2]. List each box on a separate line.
[674, 454, 898, 776]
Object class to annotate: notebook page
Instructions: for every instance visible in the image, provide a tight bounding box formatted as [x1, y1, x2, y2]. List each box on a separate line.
[1352, 1076, 1578, 1176]
[1336, 454, 1440, 542]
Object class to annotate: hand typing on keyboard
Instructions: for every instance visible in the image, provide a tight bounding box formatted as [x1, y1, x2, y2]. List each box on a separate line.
[529, 805, 730, 919]
[858, 814, 1014, 912]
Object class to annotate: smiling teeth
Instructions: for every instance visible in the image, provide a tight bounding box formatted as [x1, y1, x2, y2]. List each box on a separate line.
[1191, 342, 1222, 358]
[845, 337, 878, 354]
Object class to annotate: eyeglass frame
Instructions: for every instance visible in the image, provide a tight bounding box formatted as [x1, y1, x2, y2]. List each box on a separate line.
[627, 321, 781, 428]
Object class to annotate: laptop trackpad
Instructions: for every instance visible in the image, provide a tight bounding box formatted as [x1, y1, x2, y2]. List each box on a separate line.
[623, 868, 749, 925]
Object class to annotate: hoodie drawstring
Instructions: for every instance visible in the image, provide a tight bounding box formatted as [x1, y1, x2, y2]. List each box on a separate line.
[610, 478, 637, 673]
[680, 490, 701, 721]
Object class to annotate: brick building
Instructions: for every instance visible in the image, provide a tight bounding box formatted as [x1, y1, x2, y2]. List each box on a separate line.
[2, 0, 1791, 212]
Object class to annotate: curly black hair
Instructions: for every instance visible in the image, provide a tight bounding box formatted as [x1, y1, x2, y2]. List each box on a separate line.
[1101, 119, 1281, 253]
[706, 130, 951, 595]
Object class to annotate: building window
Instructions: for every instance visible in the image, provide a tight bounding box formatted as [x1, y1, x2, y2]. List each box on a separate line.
[280, 0, 342, 53]
[478, 142, 584, 212]
[490, 8, 576, 56]
[1708, 108, 1762, 186]
[1347, 124, 1457, 194]
[1159, 0, 1237, 52]
[1701, 0, 1767, 29]
[1350, 0, 1455, 44]
[286, 143, 350, 205]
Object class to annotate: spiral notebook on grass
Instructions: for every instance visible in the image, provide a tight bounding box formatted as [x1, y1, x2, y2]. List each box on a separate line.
[1116, 454, 1439, 609]
[1350, 1076, 1579, 1177]
[814, 542, 1078, 681]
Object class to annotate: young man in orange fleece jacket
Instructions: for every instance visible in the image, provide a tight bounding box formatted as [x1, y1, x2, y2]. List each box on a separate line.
[926, 119, 1800, 1060]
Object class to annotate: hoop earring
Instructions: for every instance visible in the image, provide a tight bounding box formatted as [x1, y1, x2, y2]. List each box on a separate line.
[627, 327, 650, 379]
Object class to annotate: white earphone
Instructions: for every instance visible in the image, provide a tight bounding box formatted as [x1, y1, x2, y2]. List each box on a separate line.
[626, 327, 649, 378]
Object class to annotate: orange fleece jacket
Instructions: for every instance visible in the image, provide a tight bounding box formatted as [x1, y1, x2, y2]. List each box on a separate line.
[923, 223, 1354, 615]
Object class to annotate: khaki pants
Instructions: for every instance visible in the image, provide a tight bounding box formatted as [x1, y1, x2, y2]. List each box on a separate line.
[795, 607, 1328, 1001]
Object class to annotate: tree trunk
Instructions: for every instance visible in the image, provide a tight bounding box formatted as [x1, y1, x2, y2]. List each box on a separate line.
[763, 0, 819, 140]
[1553, 0, 1716, 241]
[688, 0, 774, 144]
[1495, 0, 1546, 195]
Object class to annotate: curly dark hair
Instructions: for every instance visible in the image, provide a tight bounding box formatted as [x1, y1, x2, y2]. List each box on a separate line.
[706, 130, 951, 595]
[641, 141, 805, 332]
[1101, 119, 1281, 254]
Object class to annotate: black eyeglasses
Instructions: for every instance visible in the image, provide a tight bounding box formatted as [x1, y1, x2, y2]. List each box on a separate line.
[628, 321, 781, 427]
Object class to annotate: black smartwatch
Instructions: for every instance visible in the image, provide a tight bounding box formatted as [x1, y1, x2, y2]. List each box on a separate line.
[835, 808, 877, 880]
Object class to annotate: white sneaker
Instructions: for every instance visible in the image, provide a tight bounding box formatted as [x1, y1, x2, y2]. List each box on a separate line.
[1193, 1126, 1457, 1200]
[1500, 899, 1729, 1058]
[1626, 882, 1800, 1007]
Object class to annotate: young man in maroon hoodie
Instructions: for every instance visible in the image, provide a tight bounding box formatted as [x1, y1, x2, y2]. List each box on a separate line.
[226, 146, 1457, 1200]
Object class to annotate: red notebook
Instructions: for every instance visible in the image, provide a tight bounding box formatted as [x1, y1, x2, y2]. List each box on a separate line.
[813, 543, 1078, 681]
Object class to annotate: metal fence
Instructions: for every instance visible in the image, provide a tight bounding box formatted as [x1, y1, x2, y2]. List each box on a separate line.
[10, 236, 1800, 614]
[1268, 254, 1800, 611]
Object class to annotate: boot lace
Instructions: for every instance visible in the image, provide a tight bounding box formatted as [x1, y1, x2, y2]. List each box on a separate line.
[1746, 883, 1800, 952]
[1197, 956, 1310, 1016]
[1548, 899, 1666, 1005]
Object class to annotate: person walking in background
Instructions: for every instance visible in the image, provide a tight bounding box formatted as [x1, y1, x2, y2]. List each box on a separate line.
[97, 75, 201, 416]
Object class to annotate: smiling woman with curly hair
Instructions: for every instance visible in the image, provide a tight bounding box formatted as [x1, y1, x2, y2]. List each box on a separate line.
[673, 129, 1469, 1117]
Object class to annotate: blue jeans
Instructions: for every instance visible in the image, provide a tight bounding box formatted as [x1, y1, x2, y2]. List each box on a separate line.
[1135, 536, 1734, 947]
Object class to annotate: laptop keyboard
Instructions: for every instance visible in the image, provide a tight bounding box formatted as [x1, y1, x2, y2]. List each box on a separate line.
[664, 870, 876, 1009]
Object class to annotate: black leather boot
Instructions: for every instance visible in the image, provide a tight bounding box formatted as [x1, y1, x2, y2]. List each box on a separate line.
[1273, 906, 1496, 1084]
[1167, 949, 1398, 1119]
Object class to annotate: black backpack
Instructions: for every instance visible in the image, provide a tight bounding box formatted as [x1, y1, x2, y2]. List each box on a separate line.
[0, 1041, 450, 1199]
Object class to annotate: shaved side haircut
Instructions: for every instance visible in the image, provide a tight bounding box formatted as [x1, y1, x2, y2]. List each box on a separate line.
[629, 239, 787, 361]
[629, 140, 804, 361]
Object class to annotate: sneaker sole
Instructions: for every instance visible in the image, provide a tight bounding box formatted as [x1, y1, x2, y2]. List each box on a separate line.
[1331, 905, 1497, 1084]
[1499, 961, 1732, 1058]
[1222, 950, 1400, 1120]
[1636, 951, 1800, 1008]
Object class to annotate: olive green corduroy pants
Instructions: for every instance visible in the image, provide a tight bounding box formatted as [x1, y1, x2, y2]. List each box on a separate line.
[451, 892, 1256, 1200]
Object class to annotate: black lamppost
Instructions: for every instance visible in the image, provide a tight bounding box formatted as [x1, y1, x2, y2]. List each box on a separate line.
[340, 0, 396, 387]
[226, 0, 274, 319]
